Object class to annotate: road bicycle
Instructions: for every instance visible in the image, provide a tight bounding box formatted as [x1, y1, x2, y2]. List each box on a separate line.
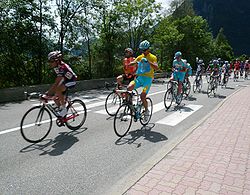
[20, 91, 87, 143]
[113, 89, 153, 137]
[104, 82, 139, 116]
[164, 80, 183, 111]
[193, 73, 203, 93]
[207, 75, 219, 97]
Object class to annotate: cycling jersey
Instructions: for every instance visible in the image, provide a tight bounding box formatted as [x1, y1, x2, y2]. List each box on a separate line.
[172, 59, 188, 82]
[123, 57, 136, 77]
[135, 53, 157, 78]
[54, 62, 77, 87]
[234, 62, 240, 70]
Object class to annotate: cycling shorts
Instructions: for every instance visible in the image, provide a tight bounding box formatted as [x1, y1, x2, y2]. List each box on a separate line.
[173, 71, 186, 83]
[130, 76, 152, 94]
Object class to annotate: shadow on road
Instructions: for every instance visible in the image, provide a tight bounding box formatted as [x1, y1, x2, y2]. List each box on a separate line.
[115, 123, 168, 147]
[20, 128, 87, 156]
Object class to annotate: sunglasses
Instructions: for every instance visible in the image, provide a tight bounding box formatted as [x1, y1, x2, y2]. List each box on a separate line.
[140, 49, 149, 52]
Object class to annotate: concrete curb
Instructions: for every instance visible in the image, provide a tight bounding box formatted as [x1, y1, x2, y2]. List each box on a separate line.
[0, 73, 167, 103]
[105, 87, 244, 195]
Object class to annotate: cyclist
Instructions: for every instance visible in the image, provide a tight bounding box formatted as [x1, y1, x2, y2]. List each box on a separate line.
[171, 51, 188, 99]
[116, 48, 136, 88]
[244, 60, 249, 79]
[45, 51, 77, 117]
[127, 40, 158, 122]
[221, 61, 230, 83]
[240, 61, 245, 77]
[207, 59, 220, 77]
[185, 60, 192, 83]
[196, 59, 205, 79]
[234, 59, 240, 79]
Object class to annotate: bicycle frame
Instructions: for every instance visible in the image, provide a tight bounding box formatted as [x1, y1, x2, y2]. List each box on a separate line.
[39, 95, 79, 124]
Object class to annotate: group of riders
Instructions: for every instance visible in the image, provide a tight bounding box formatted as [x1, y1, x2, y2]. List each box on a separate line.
[45, 40, 250, 119]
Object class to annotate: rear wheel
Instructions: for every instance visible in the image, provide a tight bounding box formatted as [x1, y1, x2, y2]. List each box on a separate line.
[20, 106, 52, 143]
[113, 104, 132, 137]
[65, 99, 87, 130]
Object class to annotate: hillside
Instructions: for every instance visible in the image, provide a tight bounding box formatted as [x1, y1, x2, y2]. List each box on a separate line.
[193, 0, 250, 55]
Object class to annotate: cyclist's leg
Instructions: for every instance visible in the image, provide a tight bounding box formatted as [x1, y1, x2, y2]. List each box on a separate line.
[116, 74, 123, 87]
[178, 72, 185, 95]
[140, 76, 152, 111]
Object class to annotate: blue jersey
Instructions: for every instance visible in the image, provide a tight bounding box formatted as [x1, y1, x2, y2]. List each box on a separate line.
[173, 59, 188, 72]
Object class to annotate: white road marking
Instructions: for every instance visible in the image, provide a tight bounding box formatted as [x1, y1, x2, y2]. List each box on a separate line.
[156, 104, 203, 126]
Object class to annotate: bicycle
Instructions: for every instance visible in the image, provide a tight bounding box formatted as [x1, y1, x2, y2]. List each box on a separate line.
[193, 73, 203, 93]
[20, 91, 87, 143]
[207, 74, 219, 97]
[164, 80, 183, 111]
[113, 90, 153, 137]
[104, 82, 139, 116]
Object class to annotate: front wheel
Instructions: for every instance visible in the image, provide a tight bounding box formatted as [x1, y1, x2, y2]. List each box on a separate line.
[113, 104, 132, 137]
[20, 106, 52, 143]
[164, 89, 173, 110]
[105, 91, 121, 116]
[140, 97, 153, 126]
[65, 99, 87, 130]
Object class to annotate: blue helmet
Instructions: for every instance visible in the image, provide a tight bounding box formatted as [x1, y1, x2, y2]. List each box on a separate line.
[139, 40, 150, 50]
[175, 51, 182, 58]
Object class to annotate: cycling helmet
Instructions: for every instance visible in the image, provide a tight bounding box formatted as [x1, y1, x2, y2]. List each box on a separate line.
[124, 48, 134, 54]
[198, 59, 203, 64]
[213, 59, 218, 64]
[175, 51, 182, 58]
[139, 40, 150, 50]
[48, 51, 62, 62]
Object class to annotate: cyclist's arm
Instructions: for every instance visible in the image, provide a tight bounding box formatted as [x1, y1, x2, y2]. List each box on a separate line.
[46, 76, 64, 95]
[148, 60, 159, 71]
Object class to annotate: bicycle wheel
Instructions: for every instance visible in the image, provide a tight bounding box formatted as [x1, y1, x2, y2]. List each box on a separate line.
[113, 104, 132, 137]
[105, 91, 121, 116]
[184, 81, 191, 97]
[207, 81, 213, 97]
[140, 97, 153, 126]
[198, 78, 203, 92]
[20, 106, 52, 143]
[65, 99, 87, 130]
[164, 89, 173, 110]
[193, 79, 198, 93]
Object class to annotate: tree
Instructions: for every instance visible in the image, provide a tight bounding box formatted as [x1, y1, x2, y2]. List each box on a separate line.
[214, 28, 234, 60]
[152, 17, 184, 71]
[173, 15, 215, 67]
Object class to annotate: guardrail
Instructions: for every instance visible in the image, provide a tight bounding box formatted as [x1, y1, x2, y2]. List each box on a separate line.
[0, 72, 168, 103]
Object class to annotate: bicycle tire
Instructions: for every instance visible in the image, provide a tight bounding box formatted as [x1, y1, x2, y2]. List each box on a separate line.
[20, 106, 52, 143]
[164, 89, 173, 110]
[65, 99, 87, 130]
[140, 97, 153, 126]
[113, 104, 132, 137]
[193, 79, 198, 93]
[207, 82, 213, 97]
[105, 91, 121, 116]
[184, 81, 191, 97]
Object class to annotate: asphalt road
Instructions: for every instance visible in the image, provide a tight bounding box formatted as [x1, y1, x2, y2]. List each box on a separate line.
[0, 76, 249, 195]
